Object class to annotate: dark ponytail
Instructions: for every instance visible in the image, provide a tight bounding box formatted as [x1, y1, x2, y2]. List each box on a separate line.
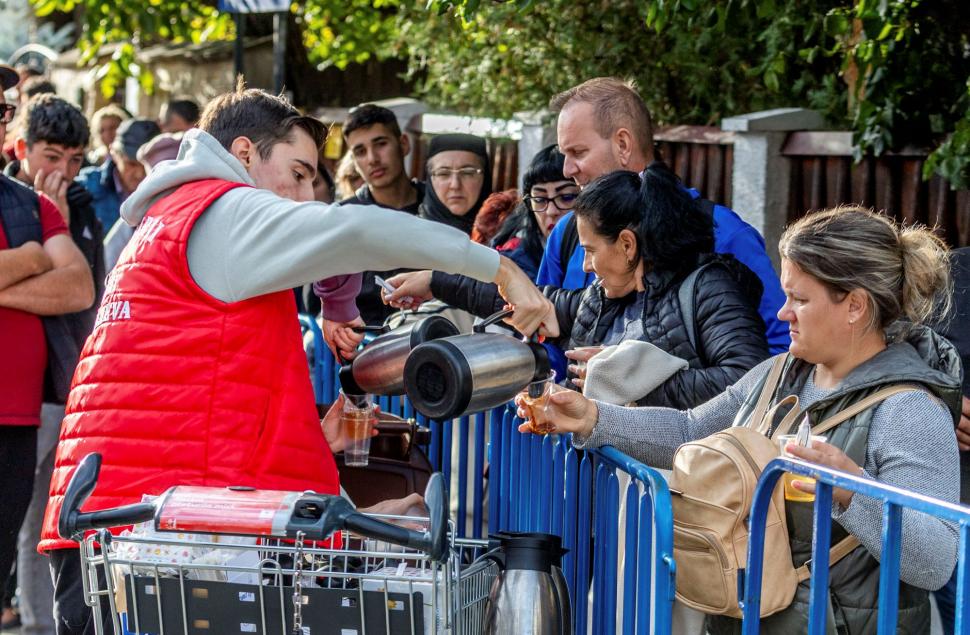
[573, 163, 714, 274]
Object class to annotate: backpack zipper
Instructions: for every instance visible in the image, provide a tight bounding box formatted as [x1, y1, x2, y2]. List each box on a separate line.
[715, 432, 762, 477]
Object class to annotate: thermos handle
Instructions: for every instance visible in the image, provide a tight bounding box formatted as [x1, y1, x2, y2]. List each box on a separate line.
[473, 308, 546, 346]
[476, 547, 507, 571]
[474, 308, 515, 333]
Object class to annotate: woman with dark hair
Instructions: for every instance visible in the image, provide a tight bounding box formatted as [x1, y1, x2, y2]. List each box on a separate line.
[384, 164, 769, 409]
[482, 145, 578, 281]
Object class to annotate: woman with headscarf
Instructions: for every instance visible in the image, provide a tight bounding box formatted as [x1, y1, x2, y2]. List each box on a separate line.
[419, 133, 492, 235]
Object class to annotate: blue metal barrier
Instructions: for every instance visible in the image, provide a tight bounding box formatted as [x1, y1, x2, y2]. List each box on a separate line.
[298, 316, 676, 632]
[486, 405, 676, 634]
[297, 313, 338, 404]
[742, 457, 970, 634]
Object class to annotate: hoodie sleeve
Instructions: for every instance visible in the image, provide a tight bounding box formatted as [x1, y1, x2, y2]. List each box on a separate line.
[313, 274, 362, 322]
[187, 188, 500, 303]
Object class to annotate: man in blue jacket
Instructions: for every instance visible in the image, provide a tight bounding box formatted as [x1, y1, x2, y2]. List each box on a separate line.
[538, 78, 789, 371]
[76, 118, 160, 231]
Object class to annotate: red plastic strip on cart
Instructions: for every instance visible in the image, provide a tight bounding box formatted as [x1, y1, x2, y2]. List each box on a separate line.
[155, 487, 301, 537]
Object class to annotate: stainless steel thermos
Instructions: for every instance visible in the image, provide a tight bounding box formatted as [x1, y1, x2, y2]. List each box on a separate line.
[481, 532, 572, 635]
[403, 309, 551, 419]
[338, 315, 459, 396]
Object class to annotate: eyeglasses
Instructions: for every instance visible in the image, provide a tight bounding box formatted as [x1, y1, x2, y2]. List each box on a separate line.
[0, 104, 16, 125]
[429, 167, 484, 182]
[525, 192, 579, 212]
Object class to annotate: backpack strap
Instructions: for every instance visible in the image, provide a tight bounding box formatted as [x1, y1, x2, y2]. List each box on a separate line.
[795, 535, 861, 582]
[809, 384, 927, 437]
[559, 214, 579, 275]
[748, 355, 789, 435]
[677, 264, 709, 358]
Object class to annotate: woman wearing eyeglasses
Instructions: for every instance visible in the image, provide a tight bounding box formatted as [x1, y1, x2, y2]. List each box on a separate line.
[418, 133, 492, 234]
[483, 145, 579, 281]
[386, 163, 769, 410]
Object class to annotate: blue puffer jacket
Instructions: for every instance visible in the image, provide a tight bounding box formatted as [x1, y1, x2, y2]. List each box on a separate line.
[76, 159, 122, 231]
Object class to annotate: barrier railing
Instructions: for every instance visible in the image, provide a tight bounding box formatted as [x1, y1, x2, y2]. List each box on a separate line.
[298, 315, 676, 633]
[742, 457, 970, 634]
[485, 411, 676, 634]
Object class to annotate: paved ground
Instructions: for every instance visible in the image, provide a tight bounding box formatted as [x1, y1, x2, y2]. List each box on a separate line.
[0, 596, 949, 634]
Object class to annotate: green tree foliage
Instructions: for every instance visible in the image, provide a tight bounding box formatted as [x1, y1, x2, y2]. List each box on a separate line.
[34, 0, 969, 187]
[32, 0, 233, 95]
[296, 0, 402, 70]
[420, 0, 969, 187]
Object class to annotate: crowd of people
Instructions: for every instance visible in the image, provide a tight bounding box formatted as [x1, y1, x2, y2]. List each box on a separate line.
[0, 60, 967, 635]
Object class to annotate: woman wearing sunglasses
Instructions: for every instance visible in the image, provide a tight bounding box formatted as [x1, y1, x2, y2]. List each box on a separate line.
[486, 145, 579, 281]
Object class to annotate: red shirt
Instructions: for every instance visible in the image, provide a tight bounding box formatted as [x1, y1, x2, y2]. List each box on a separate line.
[0, 194, 68, 425]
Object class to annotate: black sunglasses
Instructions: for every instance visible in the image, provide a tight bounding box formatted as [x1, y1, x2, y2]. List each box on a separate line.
[524, 192, 579, 212]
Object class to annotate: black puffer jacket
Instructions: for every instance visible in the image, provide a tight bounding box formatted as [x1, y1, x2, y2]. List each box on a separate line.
[430, 253, 770, 409]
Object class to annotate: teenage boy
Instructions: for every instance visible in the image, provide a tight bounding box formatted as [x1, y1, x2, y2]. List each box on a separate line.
[314, 104, 427, 358]
[3, 92, 104, 635]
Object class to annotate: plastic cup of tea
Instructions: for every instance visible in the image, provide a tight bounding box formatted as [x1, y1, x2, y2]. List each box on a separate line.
[777, 433, 827, 502]
[521, 371, 557, 435]
[340, 390, 375, 467]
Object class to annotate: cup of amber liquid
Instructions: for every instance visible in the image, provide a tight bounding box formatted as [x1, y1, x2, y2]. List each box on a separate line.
[340, 390, 375, 467]
[777, 434, 827, 502]
[521, 371, 557, 435]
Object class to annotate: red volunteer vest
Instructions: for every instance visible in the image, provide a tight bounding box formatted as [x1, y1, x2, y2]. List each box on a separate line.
[40, 179, 340, 551]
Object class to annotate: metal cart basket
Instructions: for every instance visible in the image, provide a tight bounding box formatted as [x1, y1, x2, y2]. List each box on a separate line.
[60, 454, 497, 635]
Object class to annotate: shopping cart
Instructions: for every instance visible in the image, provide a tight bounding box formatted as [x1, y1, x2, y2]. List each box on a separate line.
[59, 453, 497, 635]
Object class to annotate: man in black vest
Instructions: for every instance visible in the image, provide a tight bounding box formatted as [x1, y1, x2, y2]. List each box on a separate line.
[3, 92, 103, 635]
[0, 66, 94, 629]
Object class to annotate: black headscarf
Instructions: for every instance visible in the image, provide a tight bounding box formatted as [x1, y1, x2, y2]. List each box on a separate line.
[418, 133, 492, 235]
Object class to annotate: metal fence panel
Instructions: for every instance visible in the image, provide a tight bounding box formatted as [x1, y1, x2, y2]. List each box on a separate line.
[742, 457, 970, 635]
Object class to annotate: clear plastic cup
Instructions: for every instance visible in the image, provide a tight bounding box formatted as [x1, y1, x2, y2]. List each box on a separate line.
[777, 433, 827, 502]
[521, 371, 557, 435]
[340, 391, 375, 467]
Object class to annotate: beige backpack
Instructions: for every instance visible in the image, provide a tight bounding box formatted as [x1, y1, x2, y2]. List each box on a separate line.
[669, 356, 919, 618]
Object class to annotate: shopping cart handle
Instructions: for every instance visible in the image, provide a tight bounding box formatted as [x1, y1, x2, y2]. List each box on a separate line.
[58, 454, 449, 562]
[289, 472, 449, 563]
[58, 453, 156, 539]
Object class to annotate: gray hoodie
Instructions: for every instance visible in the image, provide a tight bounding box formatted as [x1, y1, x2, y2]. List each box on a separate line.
[120, 129, 499, 303]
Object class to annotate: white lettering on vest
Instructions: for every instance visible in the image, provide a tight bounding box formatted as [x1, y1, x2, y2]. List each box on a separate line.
[94, 299, 132, 328]
[134, 217, 166, 254]
[103, 268, 121, 296]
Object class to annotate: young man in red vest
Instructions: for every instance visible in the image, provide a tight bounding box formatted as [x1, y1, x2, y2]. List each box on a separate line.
[39, 84, 554, 635]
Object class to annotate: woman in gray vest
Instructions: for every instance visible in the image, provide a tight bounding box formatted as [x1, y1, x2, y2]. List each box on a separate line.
[525, 205, 962, 634]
